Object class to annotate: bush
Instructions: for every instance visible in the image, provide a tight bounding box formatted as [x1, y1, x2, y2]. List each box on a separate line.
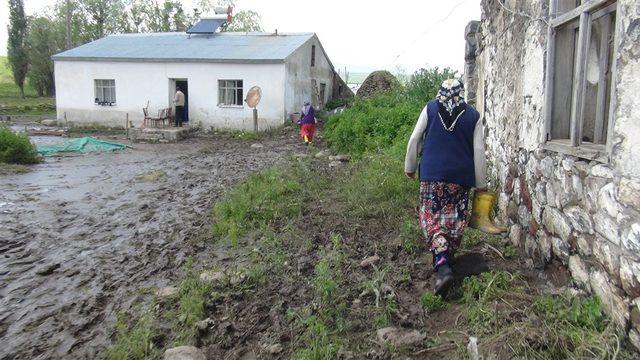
[324, 67, 457, 157]
[0, 126, 39, 164]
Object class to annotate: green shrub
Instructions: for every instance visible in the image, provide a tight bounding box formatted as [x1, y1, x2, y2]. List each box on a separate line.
[0, 127, 39, 164]
[324, 67, 457, 157]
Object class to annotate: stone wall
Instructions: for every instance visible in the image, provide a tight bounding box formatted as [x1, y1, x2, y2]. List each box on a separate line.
[474, 0, 640, 348]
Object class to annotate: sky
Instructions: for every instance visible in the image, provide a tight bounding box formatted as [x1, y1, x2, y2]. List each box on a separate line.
[0, 0, 481, 73]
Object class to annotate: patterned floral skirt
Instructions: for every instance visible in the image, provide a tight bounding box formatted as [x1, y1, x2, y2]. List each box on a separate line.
[419, 181, 470, 269]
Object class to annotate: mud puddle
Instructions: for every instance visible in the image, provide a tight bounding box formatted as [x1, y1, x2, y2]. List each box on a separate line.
[0, 129, 302, 359]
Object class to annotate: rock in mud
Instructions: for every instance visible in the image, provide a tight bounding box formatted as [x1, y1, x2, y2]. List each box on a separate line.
[36, 263, 60, 275]
[328, 161, 343, 168]
[163, 345, 206, 360]
[360, 255, 381, 268]
[156, 286, 178, 299]
[314, 150, 331, 158]
[40, 119, 57, 126]
[250, 143, 264, 149]
[266, 343, 283, 354]
[199, 270, 224, 284]
[196, 318, 215, 331]
[328, 154, 351, 162]
[376, 327, 425, 347]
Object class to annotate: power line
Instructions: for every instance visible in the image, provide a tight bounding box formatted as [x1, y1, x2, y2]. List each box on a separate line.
[392, 0, 471, 64]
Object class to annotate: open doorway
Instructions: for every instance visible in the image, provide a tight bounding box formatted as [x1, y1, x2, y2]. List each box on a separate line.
[169, 79, 189, 125]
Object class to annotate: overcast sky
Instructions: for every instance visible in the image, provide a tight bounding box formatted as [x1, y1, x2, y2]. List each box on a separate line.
[0, 0, 481, 73]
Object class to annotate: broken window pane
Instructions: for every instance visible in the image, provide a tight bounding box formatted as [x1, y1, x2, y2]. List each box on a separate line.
[550, 20, 580, 140]
[556, 0, 581, 15]
[582, 9, 615, 144]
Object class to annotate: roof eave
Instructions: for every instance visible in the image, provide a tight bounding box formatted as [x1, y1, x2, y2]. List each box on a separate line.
[51, 56, 286, 64]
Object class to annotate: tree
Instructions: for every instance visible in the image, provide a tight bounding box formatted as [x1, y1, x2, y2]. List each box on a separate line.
[7, 0, 29, 98]
[224, 10, 263, 32]
[78, 0, 125, 39]
[26, 16, 65, 96]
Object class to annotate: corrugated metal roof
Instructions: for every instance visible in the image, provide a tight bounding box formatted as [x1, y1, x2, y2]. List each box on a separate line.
[52, 32, 315, 63]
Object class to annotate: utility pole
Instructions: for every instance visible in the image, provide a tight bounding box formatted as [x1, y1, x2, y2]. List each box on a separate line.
[66, 0, 72, 49]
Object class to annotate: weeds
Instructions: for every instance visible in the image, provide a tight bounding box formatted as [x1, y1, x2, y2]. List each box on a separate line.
[106, 310, 159, 360]
[211, 165, 307, 245]
[420, 293, 447, 313]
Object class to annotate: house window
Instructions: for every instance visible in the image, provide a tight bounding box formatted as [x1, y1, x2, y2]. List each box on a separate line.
[545, 0, 617, 157]
[218, 80, 243, 106]
[94, 79, 116, 105]
[311, 45, 316, 67]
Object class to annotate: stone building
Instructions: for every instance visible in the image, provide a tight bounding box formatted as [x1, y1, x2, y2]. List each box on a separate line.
[470, 0, 640, 348]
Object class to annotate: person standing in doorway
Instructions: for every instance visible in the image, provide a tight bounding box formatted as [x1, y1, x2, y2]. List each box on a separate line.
[174, 86, 185, 127]
[404, 79, 488, 295]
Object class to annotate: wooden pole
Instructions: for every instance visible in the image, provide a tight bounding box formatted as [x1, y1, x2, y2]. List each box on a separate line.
[253, 108, 258, 132]
[66, 0, 72, 49]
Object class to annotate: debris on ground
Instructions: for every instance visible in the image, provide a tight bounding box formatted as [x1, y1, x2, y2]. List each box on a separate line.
[360, 255, 381, 268]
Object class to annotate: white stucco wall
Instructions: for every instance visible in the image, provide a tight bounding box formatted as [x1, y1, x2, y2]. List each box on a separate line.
[284, 35, 335, 118]
[54, 60, 286, 130]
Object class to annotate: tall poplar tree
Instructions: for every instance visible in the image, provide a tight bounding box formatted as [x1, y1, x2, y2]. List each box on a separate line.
[7, 0, 29, 98]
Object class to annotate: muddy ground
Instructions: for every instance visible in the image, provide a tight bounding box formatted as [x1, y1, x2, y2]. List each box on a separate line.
[0, 127, 303, 359]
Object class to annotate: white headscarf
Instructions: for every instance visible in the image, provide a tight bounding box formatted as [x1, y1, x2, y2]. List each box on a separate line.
[302, 100, 311, 116]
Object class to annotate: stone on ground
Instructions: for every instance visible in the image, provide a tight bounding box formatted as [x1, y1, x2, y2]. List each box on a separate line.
[328, 154, 351, 162]
[156, 286, 178, 299]
[376, 327, 425, 347]
[199, 270, 224, 283]
[163, 346, 205, 360]
[360, 255, 380, 268]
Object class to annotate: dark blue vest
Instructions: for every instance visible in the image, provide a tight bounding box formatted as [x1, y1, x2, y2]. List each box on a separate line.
[419, 100, 479, 188]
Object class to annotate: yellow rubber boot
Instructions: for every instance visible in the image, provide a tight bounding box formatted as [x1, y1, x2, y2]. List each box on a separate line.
[469, 191, 508, 234]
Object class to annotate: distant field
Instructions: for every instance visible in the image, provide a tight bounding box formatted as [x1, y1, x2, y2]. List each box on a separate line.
[0, 56, 56, 115]
[339, 71, 410, 85]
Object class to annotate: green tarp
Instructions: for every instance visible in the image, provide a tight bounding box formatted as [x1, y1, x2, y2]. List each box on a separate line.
[37, 137, 127, 157]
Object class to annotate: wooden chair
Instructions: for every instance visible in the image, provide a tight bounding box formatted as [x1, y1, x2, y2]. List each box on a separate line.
[164, 107, 174, 127]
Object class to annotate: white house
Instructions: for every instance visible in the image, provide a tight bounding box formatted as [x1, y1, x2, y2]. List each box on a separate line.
[52, 31, 350, 130]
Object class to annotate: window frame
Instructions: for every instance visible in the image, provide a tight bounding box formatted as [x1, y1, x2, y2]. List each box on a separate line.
[311, 45, 316, 67]
[217, 79, 244, 107]
[543, 0, 619, 162]
[94, 79, 116, 105]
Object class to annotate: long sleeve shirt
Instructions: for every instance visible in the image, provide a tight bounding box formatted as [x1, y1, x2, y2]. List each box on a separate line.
[174, 91, 185, 106]
[404, 104, 487, 188]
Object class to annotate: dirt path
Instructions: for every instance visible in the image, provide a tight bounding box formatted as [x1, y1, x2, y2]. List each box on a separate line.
[0, 129, 302, 359]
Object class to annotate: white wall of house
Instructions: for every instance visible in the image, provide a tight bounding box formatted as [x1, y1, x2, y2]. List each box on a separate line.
[284, 35, 335, 120]
[54, 60, 286, 130]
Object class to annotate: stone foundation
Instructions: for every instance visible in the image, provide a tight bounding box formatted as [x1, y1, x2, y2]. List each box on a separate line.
[127, 127, 195, 143]
[472, 0, 640, 348]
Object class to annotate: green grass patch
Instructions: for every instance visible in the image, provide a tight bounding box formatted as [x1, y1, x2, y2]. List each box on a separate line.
[0, 162, 31, 175]
[106, 310, 159, 360]
[211, 162, 323, 246]
[0, 127, 39, 164]
[420, 292, 447, 313]
[0, 56, 55, 114]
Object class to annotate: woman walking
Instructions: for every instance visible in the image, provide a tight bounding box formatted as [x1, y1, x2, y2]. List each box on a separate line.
[404, 79, 487, 295]
[298, 100, 317, 145]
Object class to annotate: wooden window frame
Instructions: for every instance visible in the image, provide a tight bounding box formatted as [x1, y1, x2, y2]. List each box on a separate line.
[94, 79, 116, 105]
[218, 79, 244, 107]
[543, 0, 619, 162]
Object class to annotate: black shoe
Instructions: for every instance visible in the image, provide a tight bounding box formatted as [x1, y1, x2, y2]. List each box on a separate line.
[434, 264, 453, 296]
